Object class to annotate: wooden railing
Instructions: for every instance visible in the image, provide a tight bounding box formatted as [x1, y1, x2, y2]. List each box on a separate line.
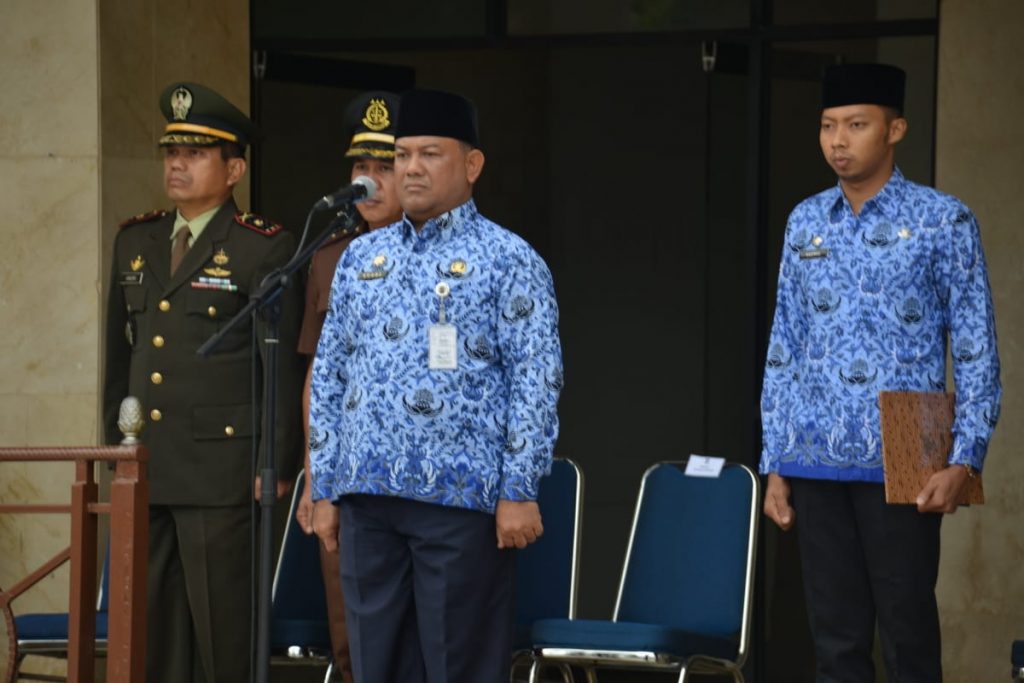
[0, 445, 148, 683]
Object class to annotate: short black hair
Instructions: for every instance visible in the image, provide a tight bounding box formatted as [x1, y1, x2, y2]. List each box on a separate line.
[220, 141, 246, 161]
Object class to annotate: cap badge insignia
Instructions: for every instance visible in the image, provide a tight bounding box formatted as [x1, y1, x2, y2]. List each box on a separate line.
[170, 86, 193, 121]
[811, 235, 824, 247]
[130, 255, 145, 272]
[898, 227, 912, 239]
[450, 260, 467, 275]
[213, 249, 230, 266]
[372, 254, 388, 268]
[362, 99, 391, 132]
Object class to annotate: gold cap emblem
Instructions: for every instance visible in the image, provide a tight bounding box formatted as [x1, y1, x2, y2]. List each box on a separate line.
[372, 254, 387, 268]
[170, 86, 193, 121]
[898, 227, 912, 239]
[450, 260, 467, 275]
[213, 249, 230, 266]
[811, 235, 824, 247]
[362, 99, 391, 132]
[130, 255, 145, 272]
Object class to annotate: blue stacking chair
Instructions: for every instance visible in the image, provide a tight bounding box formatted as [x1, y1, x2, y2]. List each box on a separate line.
[270, 470, 335, 682]
[1013, 639, 1024, 681]
[510, 458, 584, 681]
[13, 545, 110, 681]
[527, 460, 759, 683]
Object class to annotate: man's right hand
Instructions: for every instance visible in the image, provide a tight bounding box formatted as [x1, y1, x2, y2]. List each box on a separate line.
[295, 485, 314, 535]
[764, 472, 795, 531]
[312, 499, 341, 552]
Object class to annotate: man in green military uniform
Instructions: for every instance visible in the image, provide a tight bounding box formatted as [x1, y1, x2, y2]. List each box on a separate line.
[102, 82, 303, 683]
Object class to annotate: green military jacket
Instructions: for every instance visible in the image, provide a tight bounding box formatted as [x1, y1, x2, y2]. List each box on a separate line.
[102, 199, 304, 506]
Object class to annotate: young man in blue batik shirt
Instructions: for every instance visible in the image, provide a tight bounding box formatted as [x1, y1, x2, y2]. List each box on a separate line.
[308, 89, 563, 683]
[760, 64, 1000, 682]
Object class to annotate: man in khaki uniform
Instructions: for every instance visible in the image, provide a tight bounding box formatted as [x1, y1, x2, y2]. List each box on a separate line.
[102, 81, 303, 683]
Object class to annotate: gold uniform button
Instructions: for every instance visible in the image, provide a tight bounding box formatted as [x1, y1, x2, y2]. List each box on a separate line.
[150, 409, 162, 421]
[150, 372, 163, 385]
[207, 306, 217, 318]
[224, 425, 235, 437]
[153, 335, 165, 348]
[159, 300, 171, 312]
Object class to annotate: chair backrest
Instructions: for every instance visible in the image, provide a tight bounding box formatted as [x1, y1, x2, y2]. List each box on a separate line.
[271, 472, 329, 623]
[613, 460, 758, 659]
[515, 458, 583, 642]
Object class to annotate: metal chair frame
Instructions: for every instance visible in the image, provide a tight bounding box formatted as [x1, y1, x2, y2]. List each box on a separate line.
[509, 457, 584, 682]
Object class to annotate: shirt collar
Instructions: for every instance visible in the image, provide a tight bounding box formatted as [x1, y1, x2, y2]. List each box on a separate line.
[172, 204, 222, 242]
[401, 198, 478, 243]
[828, 167, 906, 224]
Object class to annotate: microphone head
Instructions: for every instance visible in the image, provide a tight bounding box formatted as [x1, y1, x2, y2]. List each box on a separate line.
[352, 175, 377, 200]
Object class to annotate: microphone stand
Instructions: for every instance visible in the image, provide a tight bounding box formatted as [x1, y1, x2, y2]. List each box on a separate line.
[197, 202, 360, 683]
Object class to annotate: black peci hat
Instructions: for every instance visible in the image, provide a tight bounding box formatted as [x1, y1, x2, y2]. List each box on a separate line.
[158, 82, 259, 148]
[344, 91, 399, 159]
[394, 89, 479, 148]
[822, 63, 907, 114]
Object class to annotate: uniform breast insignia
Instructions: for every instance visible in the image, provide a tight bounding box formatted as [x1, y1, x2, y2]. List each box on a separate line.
[204, 249, 232, 277]
[235, 211, 283, 236]
[119, 210, 168, 229]
[435, 258, 473, 279]
[130, 255, 145, 271]
[359, 253, 393, 281]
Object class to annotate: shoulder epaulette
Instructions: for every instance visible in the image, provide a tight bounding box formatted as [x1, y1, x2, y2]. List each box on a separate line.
[119, 210, 168, 229]
[322, 221, 366, 248]
[235, 211, 283, 236]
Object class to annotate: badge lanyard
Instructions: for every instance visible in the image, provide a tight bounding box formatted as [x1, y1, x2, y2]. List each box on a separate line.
[428, 282, 458, 370]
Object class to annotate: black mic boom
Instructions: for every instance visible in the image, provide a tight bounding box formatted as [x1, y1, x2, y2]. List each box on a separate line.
[313, 175, 377, 211]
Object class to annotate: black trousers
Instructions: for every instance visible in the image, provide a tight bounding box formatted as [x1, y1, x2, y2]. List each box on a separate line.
[338, 494, 516, 683]
[146, 505, 252, 683]
[789, 479, 943, 683]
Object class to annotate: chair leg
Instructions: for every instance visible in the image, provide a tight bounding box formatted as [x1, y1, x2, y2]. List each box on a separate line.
[528, 658, 575, 683]
[322, 660, 334, 683]
[582, 664, 598, 683]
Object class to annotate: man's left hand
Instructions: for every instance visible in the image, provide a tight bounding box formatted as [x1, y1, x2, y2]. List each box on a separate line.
[496, 500, 543, 549]
[253, 476, 293, 501]
[916, 465, 971, 514]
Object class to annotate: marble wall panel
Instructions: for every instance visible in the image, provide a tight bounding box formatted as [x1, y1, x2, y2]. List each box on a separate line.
[0, 1, 99, 159]
[0, 157, 100, 396]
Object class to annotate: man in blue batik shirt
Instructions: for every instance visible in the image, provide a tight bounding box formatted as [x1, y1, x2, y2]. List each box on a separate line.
[309, 89, 563, 683]
[761, 64, 1000, 682]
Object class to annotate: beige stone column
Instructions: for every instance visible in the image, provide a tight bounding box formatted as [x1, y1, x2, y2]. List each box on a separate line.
[935, 1, 1024, 680]
[1, 0, 249, 677]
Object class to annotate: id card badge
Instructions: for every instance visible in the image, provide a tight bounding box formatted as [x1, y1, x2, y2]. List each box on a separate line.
[429, 281, 458, 370]
[429, 324, 458, 370]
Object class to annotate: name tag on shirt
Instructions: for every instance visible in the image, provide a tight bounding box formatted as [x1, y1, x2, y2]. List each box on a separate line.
[799, 248, 829, 260]
[428, 324, 458, 370]
[685, 455, 725, 478]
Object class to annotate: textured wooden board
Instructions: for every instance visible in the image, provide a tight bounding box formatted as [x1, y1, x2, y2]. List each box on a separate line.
[879, 391, 984, 505]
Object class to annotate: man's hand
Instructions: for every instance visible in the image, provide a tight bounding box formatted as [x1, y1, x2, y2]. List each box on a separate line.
[496, 500, 543, 549]
[253, 476, 293, 501]
[313, 499, 341, 552]
[916, 465, 970, 514]
[295, 485, 314, 534]
[764, 473, 795, 531]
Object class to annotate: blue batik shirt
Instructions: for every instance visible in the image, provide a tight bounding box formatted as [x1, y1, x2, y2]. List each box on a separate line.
[760, 168, 1000, 481]
[309, 199, 563, 512]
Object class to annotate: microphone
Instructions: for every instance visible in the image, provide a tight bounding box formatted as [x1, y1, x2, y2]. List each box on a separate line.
[313, 176, 377, 211]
